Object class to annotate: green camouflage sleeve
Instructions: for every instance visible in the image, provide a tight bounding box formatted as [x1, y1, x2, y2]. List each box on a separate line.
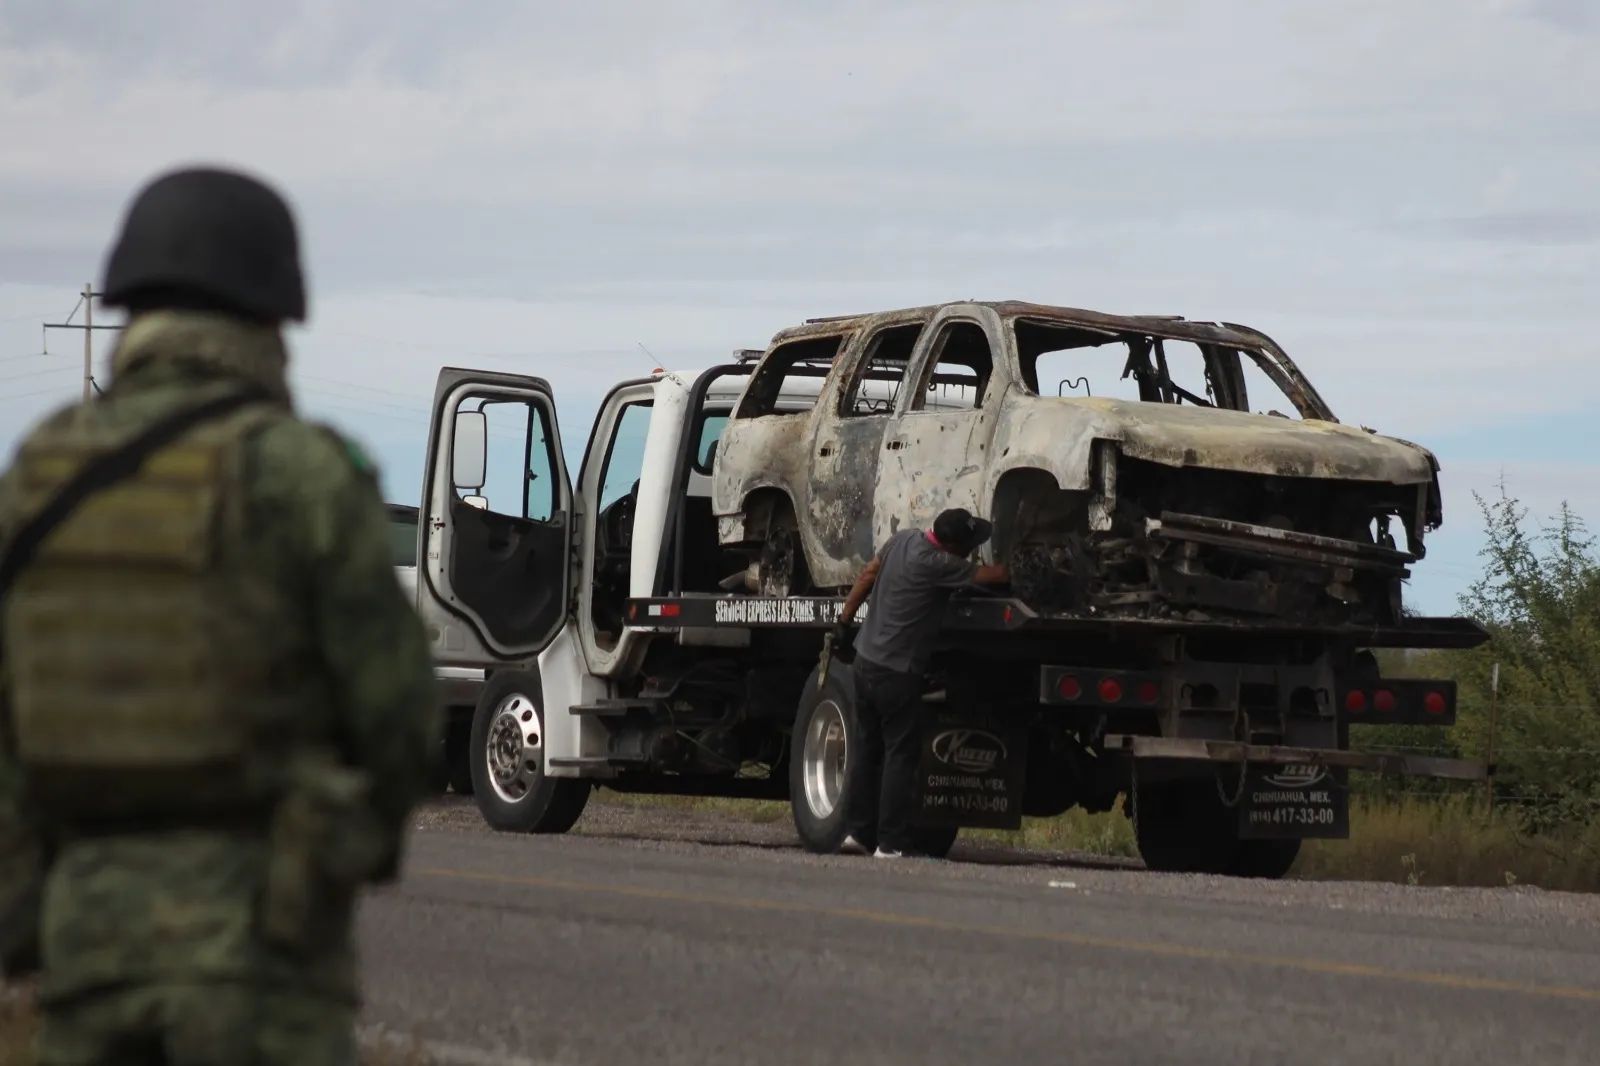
[0, 465, 47, 975]
[246, 420, 439, 877]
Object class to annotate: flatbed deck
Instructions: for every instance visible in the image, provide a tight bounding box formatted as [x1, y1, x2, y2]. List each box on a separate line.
[626, 594, 1491, 650]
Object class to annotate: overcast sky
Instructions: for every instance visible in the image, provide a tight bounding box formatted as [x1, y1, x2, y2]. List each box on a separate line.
[1, 0, 1595, 612]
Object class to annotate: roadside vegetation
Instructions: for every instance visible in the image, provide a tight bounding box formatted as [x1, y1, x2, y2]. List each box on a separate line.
[1334, 491, 1600, 890]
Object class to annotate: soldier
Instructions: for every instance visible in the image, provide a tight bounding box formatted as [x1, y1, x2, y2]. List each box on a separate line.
[0, 166, 439, 1064]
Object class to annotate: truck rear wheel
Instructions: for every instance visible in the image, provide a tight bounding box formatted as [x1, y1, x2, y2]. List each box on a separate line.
[1132, 780, 1238, 875]
[1228, 838, 1302, 879]
[471, 670, 590, 834]
[789, 665, 960, 859]
[1133, 780, 1301, 879]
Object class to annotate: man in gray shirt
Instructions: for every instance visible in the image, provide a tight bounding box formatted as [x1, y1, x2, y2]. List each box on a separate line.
[835, 508, 1009, 858]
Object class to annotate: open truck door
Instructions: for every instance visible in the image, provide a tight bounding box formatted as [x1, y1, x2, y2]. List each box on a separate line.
[418, 367, 574, 664]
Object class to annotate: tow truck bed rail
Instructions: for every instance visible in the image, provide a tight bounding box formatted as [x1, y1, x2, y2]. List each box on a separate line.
[626, 595, 1491, 650]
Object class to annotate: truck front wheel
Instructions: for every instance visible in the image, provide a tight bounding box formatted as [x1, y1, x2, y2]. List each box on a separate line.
[470, 670, 591, 834]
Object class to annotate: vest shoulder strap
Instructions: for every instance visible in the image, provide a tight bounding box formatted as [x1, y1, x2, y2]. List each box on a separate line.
[0, 388, 276, 610]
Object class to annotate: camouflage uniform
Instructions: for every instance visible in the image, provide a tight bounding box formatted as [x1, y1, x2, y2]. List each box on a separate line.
[0, 309, 439, 1065]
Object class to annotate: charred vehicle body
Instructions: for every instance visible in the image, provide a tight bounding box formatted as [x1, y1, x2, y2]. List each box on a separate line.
[712, 301, 1440, 627]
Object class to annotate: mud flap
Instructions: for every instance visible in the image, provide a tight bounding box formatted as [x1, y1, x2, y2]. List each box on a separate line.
[1237, 764, 1349, 840]
[913, 708, 1027, 830]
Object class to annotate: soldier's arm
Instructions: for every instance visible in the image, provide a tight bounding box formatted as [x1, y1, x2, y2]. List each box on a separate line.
[248, 422, 439, 875]
[0, 467, 47, 975]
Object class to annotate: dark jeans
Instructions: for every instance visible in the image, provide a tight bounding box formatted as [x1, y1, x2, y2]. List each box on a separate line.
[843, 658, 924, 853]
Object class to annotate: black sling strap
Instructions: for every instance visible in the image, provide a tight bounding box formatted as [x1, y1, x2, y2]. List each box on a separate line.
[0, 389, 273, 610]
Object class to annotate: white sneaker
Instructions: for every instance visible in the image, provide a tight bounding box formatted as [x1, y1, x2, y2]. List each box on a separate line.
[839, 835, 870, 856]
[873, 846, 906, 859]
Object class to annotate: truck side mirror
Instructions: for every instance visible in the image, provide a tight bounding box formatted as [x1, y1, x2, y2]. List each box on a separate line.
[452, 410, 487, 491]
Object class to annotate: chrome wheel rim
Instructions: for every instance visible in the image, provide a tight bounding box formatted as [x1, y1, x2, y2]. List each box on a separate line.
[801, 699, 849, 819]
[486, 693, 543, 803]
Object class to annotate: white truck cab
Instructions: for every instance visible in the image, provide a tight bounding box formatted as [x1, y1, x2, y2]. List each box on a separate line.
[414, 360, 846, 833]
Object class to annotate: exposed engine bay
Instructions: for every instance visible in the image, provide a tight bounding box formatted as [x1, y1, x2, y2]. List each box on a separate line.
[1007, 453, 1438, 626]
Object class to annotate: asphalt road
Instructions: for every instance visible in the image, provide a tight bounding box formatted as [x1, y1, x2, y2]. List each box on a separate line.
[359, 799, 1600, 1066]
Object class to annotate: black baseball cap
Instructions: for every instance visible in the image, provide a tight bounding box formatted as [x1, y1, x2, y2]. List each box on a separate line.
[933, 508, 993, 551]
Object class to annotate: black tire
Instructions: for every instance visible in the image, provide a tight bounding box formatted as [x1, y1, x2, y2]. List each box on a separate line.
[1228, 838, 1302, 879]
[445, 716, 475, 796]
[789, 665, 958, 858]
[911, 825, 960, 859]
[470, 670, 591, 834]
[1133, 779, 1239, 874]
[790, 664, 856, 853]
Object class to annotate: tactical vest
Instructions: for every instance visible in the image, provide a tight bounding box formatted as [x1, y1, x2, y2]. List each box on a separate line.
[3, 394, 326, 824]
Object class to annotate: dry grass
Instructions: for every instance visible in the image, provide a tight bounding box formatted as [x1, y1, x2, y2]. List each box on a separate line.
[968, 807, 1140, 858]
[1297, 796, 1600, 891]
[591, 789, 791, 823]
[594, 789, 1600, 891]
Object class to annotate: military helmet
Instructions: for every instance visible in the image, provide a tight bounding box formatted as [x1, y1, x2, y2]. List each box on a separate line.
[101, 166, 307, 323]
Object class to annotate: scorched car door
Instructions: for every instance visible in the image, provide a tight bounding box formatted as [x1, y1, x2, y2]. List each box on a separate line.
[877, 309, 1004, 546]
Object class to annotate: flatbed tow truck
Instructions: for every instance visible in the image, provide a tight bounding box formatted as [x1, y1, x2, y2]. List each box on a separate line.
[412, 354, 1488, 878]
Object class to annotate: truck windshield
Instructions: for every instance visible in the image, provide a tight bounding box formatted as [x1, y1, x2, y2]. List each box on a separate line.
[1013, 319, 1308, 419]
[694, 414, 728, 472]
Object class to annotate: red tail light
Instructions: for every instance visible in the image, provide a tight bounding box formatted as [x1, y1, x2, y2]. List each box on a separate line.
[1098, 678, 1124, 703]
[1137, 681, 1160, 704]
[1345, 690, 1367, 713]
[1057, 675, 1082, 700]
[1424, 691, 1447, 715]
[1374, 689, 1396, 713]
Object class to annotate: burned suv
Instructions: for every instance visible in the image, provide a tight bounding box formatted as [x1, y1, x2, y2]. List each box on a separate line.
[712, 301, 1441, 627]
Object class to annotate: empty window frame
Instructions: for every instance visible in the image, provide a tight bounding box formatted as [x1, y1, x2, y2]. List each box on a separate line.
[1012, 319, 1306, 417]
[906, 321, 994, 412]
[839, 323, 924, 417]
[734, 336, 846, 418]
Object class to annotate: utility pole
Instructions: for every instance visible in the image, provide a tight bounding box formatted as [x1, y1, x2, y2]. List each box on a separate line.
[82, 282, 94, 401]
[43, 283, 120, 401]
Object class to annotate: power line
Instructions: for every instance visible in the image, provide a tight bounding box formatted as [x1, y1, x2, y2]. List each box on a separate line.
[296, 374, 432, 406]
[0, 350, 57, 365]
[0, 363, 75, 384]
[0, 382, 76, 404]
[296, 389, 430, 425]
